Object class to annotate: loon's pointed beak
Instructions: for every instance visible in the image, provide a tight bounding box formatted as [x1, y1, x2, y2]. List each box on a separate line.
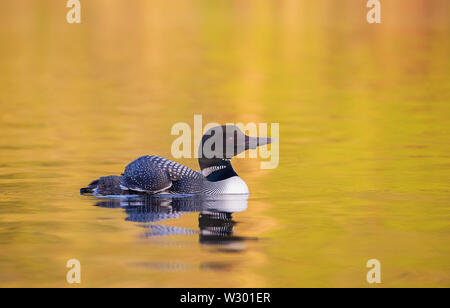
[245, 136, 274, 150]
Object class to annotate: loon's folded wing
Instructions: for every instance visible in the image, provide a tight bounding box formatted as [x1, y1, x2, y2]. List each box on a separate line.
[121, 155, 202, 194]
[121, 156, 174, 193]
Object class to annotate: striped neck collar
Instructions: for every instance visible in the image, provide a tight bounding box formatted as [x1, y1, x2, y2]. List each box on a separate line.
[202, 165, 227, 177]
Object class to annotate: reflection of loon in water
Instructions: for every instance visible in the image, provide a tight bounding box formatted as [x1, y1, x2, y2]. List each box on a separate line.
[80, 125, 273, 196]
[94, 194, 256, 251]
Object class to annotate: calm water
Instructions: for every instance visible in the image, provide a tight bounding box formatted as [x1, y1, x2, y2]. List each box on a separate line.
[0, 0, 449, 287]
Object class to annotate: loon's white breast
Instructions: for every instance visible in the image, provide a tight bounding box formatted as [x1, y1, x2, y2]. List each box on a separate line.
[205, 176, 249, 195]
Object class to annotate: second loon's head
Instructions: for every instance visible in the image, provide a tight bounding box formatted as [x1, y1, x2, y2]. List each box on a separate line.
[198, 125, 273, 174]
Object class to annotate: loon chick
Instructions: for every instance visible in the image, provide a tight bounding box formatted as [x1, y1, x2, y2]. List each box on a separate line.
[80, 175, 123, 196]
[81, 125, 272, 195]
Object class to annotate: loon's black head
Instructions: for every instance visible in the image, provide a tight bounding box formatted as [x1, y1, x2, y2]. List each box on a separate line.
[198, 125, 273, 176]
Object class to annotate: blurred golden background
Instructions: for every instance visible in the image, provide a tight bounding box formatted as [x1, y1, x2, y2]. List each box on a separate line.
[0, 0, 449, 287]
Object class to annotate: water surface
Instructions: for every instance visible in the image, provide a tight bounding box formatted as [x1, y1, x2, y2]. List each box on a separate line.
[0, 0, 449, 287]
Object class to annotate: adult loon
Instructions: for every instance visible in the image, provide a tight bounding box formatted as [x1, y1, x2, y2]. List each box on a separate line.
[80, 125, 273, 196]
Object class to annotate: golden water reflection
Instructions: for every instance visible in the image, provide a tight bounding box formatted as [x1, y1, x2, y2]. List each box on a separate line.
[0, 0, 449, 287]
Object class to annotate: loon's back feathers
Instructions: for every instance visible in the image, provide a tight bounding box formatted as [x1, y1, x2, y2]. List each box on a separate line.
[121, 155, 203, 194]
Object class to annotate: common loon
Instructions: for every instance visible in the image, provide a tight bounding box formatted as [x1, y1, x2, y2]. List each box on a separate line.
[80, 125, 273, 196]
